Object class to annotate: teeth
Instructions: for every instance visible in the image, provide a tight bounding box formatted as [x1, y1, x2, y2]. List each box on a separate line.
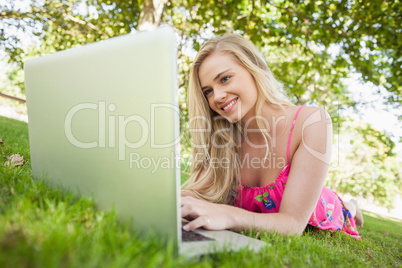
[223, 99, 237, 110]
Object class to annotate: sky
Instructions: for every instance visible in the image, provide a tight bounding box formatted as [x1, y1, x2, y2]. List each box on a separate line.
[343, 74, 401, 154]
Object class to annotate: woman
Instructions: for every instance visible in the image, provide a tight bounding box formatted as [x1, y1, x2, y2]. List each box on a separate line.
[181, 34, 363, 238]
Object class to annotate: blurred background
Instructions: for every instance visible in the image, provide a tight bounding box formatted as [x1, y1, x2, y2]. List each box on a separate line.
[0, 0, 400, 218]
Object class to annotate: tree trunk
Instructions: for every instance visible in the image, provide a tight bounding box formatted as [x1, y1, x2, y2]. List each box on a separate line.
[137, 0, 168, 31]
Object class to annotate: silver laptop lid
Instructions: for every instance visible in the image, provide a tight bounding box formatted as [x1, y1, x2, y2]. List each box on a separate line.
[24, 26, 181, 242]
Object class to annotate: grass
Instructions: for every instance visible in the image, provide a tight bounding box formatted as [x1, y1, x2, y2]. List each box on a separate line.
[0, 115, 401, 267]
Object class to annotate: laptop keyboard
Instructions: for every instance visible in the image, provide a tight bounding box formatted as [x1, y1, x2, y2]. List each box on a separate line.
[182, 229, 215, 242]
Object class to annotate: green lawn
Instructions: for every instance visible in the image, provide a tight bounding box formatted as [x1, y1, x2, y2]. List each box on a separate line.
[0, 115, 401, 267]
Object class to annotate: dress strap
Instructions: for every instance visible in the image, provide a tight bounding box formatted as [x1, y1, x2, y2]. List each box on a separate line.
[287, 106, 305, 164]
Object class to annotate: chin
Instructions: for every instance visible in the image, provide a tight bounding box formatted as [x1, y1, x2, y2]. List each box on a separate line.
[213, 109, 242, 124]
[225, 115, 241, 124]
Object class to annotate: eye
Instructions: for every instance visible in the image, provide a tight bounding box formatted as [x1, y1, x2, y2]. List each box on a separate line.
[203, 88, 213, 96]
[221, 75, 231, 83]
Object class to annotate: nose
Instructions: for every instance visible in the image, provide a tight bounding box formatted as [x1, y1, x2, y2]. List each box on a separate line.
[214, 87, 227, 104]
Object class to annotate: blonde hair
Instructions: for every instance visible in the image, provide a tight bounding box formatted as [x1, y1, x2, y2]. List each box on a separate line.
[182, 34, 293, 204]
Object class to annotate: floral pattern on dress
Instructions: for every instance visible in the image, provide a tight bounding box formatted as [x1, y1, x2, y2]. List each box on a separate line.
[254, 192, 276, 210]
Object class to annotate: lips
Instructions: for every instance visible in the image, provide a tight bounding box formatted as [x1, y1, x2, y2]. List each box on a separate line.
[221, 98, 238, 112]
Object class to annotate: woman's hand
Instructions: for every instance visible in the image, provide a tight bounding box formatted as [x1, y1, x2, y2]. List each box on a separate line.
[181, 195, 238, 231]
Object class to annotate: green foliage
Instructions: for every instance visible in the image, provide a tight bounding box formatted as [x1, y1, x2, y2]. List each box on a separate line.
[171, 0, 401, 104]
[327, 120, 402, 209]
[1, 116, 401, 267]
[1, 0, 141, 64]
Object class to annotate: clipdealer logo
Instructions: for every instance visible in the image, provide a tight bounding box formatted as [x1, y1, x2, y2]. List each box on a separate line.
[64, 101, 180, 161]
[63, 102, 338, 169]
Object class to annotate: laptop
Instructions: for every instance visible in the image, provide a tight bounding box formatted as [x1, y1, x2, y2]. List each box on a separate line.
[24, 26, 266, 257]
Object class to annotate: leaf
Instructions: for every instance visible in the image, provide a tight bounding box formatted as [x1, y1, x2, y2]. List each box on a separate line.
[254, 195, 263, 202]
[263, 192, 270, 197]
[0, 138, 3, 146]
[4, 154, 24, 167]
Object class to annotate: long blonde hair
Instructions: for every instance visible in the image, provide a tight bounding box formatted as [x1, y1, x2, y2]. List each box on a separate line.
[182, 34, 293, 204]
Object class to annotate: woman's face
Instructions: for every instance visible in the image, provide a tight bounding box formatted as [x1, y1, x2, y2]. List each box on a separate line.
[198, 52, 258, 123]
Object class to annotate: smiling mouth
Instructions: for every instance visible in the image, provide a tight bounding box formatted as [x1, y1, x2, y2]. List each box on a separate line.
[221, 98, 238, 111]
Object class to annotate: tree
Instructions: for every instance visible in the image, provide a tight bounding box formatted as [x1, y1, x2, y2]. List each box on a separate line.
[1, 0, 401, 103]
[137, 0, 168, 30]
[328, 120, 401, 209]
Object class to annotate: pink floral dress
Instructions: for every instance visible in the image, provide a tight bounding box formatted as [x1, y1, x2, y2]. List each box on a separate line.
[234, 106, 360, 239]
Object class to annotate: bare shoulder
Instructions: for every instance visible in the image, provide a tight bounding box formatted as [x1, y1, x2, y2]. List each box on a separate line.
[285, 106, 332, 163]
[287, 106, 332, 130]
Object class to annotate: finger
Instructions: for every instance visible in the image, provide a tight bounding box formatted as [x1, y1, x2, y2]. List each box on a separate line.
[181, 202, 200, 220]
[181, 204, 191, 218]
[183, 216, 209, 232]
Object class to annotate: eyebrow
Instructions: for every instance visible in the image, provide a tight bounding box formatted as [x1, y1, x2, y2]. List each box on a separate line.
[201, 68, 232, 91]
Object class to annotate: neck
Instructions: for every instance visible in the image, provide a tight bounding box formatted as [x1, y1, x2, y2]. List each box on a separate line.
[241, 104, 286, 140]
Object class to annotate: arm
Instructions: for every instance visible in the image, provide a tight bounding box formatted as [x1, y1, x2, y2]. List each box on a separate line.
[182, 107, 332, 235]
